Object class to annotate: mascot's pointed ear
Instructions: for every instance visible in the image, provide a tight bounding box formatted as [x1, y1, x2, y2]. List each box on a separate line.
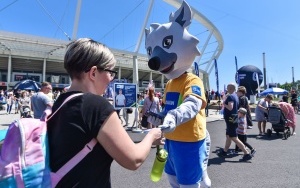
[169, 0, 192, 28]
[150, 23, 160, 32]
[145, 28, 150, 38]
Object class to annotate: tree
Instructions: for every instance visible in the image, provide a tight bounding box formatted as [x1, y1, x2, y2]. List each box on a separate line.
[278, 80, 300, 92]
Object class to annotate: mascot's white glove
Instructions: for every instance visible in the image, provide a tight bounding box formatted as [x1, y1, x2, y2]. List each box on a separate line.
[159, 95, 203, 133]
[158, 114, 176, 133]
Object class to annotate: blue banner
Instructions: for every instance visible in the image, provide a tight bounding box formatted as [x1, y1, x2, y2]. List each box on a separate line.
[114, 83, 137, 109]
[194, 62, 199, 77]
[214, 59, 219, 93]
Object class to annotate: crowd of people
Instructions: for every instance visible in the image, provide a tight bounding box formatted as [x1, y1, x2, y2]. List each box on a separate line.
[0, 85, 67, 118]
[216, 84, 297, 161]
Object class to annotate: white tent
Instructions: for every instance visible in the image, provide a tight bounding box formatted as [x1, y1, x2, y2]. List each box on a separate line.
[259, 87, 288, 96]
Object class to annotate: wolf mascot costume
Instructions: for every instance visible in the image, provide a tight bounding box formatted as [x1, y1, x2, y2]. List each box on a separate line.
[145, 1, 211, 187]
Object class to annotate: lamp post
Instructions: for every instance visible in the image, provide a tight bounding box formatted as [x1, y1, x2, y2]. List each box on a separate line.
[262, 52, 267, 90]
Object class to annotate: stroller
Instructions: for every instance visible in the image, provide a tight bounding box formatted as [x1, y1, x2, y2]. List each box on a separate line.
[20, 105, 32, 118]
[266, 106, 291, 140]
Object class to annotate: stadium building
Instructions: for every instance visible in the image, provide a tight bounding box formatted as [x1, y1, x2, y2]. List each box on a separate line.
[0, 0, 223, 93]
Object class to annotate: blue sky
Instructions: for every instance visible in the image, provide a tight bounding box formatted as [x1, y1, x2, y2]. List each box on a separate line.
[1, 0, 299, 91]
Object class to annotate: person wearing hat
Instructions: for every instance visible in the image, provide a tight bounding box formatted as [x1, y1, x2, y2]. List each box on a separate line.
[235, 107, 256, 156]
[22, 107, 33, 118]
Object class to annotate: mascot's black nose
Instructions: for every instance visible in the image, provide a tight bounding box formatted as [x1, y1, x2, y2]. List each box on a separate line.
[148, 57, 160, 71]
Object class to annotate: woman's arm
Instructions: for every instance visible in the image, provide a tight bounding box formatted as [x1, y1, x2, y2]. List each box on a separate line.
[258, 100, 267, 111]
[97, 112, 163, 170]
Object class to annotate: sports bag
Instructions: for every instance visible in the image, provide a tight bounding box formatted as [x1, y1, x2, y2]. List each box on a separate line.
[0, 93, 97, 188]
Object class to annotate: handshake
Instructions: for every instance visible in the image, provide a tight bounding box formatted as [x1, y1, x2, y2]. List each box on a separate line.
[147, 111, 176, 133]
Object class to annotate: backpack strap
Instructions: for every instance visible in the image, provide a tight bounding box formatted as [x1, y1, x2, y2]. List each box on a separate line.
[55, 138, 97, 177]
[43, 93, 84, 122]
[49, 93, 98, 179]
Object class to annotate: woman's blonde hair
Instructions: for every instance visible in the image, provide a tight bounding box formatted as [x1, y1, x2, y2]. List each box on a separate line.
[266, 94, 274, 100]
[21, 90, 27, 97]
[64, 38, 116, 79]
[148, 87, 155, 102]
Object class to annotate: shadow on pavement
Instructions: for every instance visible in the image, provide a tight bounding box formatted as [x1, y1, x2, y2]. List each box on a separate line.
[0, 124, 10, 127]
[208, 147, 250, 165]
[247, 134, 286, 141]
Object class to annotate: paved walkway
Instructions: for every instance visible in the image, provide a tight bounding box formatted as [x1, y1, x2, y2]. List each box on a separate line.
[0, 107, 257, 128]
[0, 108, 226, 130]
[4, 106, 299, 188]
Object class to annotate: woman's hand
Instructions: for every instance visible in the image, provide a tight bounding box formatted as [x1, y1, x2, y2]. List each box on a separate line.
[264, 107, 269, 112]
[148, 128, 165, 145]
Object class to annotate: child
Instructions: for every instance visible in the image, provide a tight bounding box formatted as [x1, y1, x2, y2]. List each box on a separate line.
[235, 107, 256, 156]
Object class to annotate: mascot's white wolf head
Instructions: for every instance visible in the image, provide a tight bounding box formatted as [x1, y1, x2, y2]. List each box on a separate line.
[145, 1, 201, 80]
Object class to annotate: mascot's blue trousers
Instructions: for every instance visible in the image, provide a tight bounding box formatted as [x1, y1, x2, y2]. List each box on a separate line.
[165, 130, 211, 188]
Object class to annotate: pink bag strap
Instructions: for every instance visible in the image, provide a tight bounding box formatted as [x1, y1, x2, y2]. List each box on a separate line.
[48, 93, 98, 177]
[43, 93, 84, 122]
[55, 138, 98, 177]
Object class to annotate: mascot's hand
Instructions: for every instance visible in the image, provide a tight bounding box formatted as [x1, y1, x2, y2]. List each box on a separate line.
[158, 114, 176, 133]
[147, 111, 165, 127]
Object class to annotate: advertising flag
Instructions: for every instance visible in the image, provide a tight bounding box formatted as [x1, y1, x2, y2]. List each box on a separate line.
[235, 56, 240, 86]
[214, 59, 219, 93]
[194, 62, 199, 77]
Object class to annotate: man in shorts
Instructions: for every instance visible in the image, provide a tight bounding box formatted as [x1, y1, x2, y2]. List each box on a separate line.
[217, 83, 252, 161]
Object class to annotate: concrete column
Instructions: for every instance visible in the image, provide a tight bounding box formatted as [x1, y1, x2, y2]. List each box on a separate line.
[161, 74, 164, 89]
[263, 52, 267, 90]
[7, 55, 12, 90]
[206, 74, 210, 91]
[149, 71, 153, 83]
[42, 58, 46, 82]
[202, 73, 207, 91]
[132, 56, 139, 84]
[118, 66, 122, 81]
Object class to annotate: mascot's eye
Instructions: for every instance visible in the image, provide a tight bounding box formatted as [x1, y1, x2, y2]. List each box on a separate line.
[147, 47, 152, 56]
[162, 36, 173, 49]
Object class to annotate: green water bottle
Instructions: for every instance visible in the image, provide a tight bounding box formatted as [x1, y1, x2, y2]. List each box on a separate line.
[150, 146, 168, 182]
